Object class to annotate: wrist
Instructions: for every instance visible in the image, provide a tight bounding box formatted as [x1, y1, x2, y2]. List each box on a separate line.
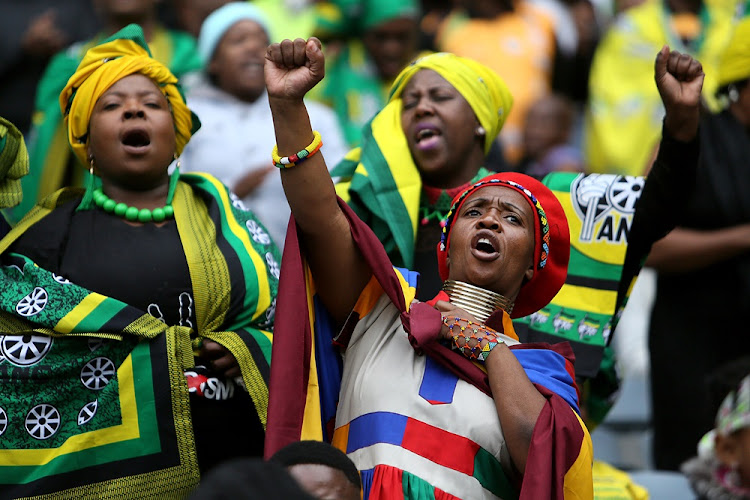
[443, 316, 504, 362]
[663, 111, 699, 142]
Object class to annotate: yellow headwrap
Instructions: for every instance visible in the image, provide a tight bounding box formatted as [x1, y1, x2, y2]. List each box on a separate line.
[332, 52, 514, 269]
[388, 52, 514, 154]
[59, 24, 198, 168]
[717, 16, 750, 88]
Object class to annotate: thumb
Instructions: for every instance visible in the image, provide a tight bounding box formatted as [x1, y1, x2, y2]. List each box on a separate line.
[306, 37, 325, 76]
[654, 45, 669, 88]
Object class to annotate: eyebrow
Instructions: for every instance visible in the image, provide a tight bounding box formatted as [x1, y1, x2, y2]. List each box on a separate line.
[102, 89, 163, 99]
[464, 197, 529, 218]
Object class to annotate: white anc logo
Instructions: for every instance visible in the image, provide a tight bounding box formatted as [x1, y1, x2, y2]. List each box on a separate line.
[572, 174, 644, 243]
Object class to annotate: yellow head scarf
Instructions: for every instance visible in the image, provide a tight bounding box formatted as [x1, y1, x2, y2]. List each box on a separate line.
[388, 52, 514, 154]
[717, 16, 750, 88]
[59, 24, 199, 168]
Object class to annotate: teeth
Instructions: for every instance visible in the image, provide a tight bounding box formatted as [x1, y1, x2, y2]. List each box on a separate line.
[417, 129, 435, 140]
[479, 238, 490, 245]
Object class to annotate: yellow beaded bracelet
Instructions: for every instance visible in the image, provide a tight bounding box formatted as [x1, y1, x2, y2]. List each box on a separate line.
[272, 130, 323, 169]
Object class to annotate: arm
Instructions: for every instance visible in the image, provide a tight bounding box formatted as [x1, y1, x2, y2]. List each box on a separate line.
[265, 38, 371, 324]
[646, 225, 750, 272]
[617, 47, 703, 298]
[434, 301, 545, 474]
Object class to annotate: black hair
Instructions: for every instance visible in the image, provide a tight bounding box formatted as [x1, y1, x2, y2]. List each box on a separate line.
[270, 440, 362, 489]
[188, 458, 316, 500]
[706, 356, 750, 416]
[715, 78, 749, 100]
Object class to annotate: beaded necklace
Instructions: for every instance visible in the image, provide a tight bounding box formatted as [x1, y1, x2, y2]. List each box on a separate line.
[92, 169, 179, 223]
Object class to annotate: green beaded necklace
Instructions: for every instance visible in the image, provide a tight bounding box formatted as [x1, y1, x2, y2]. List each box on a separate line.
[93, 188, 174, 222]
[92, 169, 180, 223]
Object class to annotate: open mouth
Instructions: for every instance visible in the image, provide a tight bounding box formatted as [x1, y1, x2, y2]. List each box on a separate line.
[415, 127, 441, 144]
[475, 237, 497, 254]
[471, 232, 500, 259]
[122, 129, 151, 148]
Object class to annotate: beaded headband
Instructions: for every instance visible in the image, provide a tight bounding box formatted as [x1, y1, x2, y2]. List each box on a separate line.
[439, 178, 551, 270]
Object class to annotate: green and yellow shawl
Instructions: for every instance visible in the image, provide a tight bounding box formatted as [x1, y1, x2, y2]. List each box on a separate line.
[0, 173, 278, 499]
[332, 51, 512, 269]
[10, 26, 202, 224]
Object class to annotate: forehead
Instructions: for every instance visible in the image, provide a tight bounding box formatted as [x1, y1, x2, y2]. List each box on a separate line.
[464, 184, 533, 213]
[99, 73, 164, 99]
[402, 68, 456, 93]
[222, 19, 268, 41]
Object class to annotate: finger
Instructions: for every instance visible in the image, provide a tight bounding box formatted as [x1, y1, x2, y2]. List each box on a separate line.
[675, 53, 693, 79]
[279, 39, 296, 68]
[200, 340, 227, 359]
[654, 45, 669, 83]
[225, 366, 241, 378]
[687, 58, 704, 80]
[306, 37, 325, 79]
[265, 43, 282, 65]
[292, 38, 307, 67]
[433, 300, 453, 312]
[211, 354, 238, 372]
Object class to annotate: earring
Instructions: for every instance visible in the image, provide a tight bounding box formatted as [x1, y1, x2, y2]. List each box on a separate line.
[88, 156, 95, 175]
[475, 125, 486, 137]
[173, 153, 180, 170]
[729, 85, 740, 103]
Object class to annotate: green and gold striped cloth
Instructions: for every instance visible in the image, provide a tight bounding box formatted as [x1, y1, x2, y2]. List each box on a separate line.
[0, 173, 278, 499]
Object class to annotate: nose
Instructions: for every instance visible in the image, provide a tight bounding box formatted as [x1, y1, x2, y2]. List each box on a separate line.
[477, 211, 501, 230]
[414, 97, 434, 118]
[123, 100, 145, 120]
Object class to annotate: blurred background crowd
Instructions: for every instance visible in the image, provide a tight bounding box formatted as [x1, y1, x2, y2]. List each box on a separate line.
[2, 0, 750, 497]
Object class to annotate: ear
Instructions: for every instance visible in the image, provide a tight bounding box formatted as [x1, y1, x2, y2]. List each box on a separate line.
[208, 57, 219, 77]
[715, 433, 740, 468]
[524, 264, 534, 283]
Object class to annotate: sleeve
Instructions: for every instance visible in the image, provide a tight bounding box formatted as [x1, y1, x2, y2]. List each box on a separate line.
[617, 124, 700, 303]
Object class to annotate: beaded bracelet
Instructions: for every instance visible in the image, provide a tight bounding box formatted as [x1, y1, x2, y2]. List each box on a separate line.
[442, 316, 504, 362]
[272, 130, 323, 169]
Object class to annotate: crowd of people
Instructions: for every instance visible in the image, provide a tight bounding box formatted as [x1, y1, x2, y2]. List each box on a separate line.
[0, 0, 748, 499]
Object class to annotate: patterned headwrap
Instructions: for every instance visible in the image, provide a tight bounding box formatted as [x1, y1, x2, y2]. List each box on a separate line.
[59, 24, 200, 168]
[717, 16, 750, 88]
[0, 116, 29, 209]
[436, 172, 570, 318]
[388, 52, 513, 155]
[698, 373, 750, 459]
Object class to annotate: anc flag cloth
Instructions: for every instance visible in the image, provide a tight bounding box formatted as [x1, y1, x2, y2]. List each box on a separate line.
[265, 198, 593, 499]
[582, 0, 738, 176]
[0, 173, 277, 499]
[514, 129, 699, 380]
[513, 172, 640, 378]
[9, 27, 202, 224]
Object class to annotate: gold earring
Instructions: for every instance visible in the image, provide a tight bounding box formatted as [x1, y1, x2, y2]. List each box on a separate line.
[89, 156, 95, 175]
[173, 153, 180, 170]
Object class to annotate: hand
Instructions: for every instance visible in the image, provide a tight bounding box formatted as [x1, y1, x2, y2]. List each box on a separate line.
[264, 38, 325, 101]
[654, 45, 704, 142]
[199, 340, 241, 378]
[233, 164, 275, 198]
[433, 300, 479, 341]
[21, 9, 67, 57]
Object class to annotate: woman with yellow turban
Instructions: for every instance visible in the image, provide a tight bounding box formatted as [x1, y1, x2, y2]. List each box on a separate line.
[332, 51, 514, 300]
[0, 25, 279, 498]
[646, 16, 750, 471]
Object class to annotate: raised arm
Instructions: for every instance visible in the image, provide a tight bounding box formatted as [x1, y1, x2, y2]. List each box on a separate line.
[265, 38, 371, 324]
[620, 47, 704, 291]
